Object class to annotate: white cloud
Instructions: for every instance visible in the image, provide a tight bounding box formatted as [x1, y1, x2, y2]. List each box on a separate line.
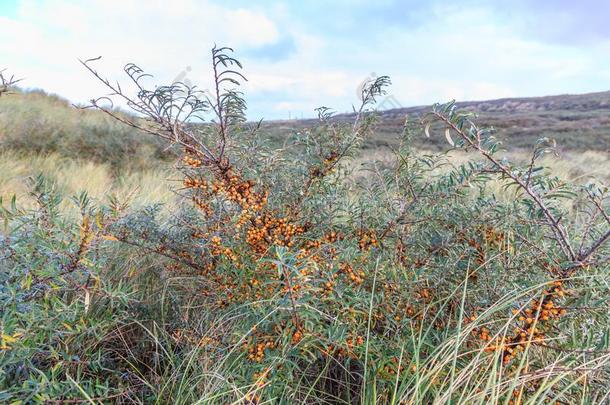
[1, 0, 609, 119]
[349, 5, 609, 108]
[1, 0, 280, 105]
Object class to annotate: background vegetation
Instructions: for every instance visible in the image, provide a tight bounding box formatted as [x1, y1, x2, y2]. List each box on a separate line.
[0, 89, 169, 171]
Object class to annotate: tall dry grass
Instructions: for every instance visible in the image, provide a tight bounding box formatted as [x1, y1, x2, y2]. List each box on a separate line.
[2, 148, 606, 213]
[0, 152, 177, 212]
[354, 149, 609, 183]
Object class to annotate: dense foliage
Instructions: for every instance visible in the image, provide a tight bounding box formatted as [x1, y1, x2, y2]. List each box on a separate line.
[1, 51, 609, 404]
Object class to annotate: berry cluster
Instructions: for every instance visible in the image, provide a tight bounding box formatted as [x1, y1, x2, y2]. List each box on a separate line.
[244, 337, 277, 363]
[380, 357, 408, 379]
[357, 229, 379, 251]
[246, 214, 305, 253]
[309, 151, 340, 178]
[209, 235, 238, 262]
[482, 225, 505, 248]
[475, 281, 568, 365]
[183, 155, 203, 168]
[339, 262, 365, 285]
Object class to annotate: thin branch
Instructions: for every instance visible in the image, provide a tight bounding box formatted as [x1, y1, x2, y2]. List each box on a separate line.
[212, 47, 228, 159]
[432, 111, 577, 262]
[0, 69, 21, 97]
[578, 229, 610, 262]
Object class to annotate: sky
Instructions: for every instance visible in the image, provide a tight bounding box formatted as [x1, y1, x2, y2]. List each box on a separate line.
[1, 0, 610, 120]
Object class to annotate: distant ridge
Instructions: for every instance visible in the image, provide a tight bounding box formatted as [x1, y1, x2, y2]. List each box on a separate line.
[380, 90, 610, 115]
[262, 91, 610, 151]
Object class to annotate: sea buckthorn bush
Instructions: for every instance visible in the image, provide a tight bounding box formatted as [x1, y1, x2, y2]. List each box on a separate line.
[1, 51, 609, 404]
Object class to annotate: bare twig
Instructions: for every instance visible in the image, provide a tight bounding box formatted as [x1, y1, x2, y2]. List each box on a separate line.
[578, 229, 610, 262]
[0, 69, 21, 97]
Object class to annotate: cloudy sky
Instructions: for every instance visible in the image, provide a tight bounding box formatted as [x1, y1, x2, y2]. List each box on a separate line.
[1, 0, 610, 119]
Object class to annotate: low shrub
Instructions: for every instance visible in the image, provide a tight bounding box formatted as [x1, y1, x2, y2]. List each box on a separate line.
[1, 50, 609, 404]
